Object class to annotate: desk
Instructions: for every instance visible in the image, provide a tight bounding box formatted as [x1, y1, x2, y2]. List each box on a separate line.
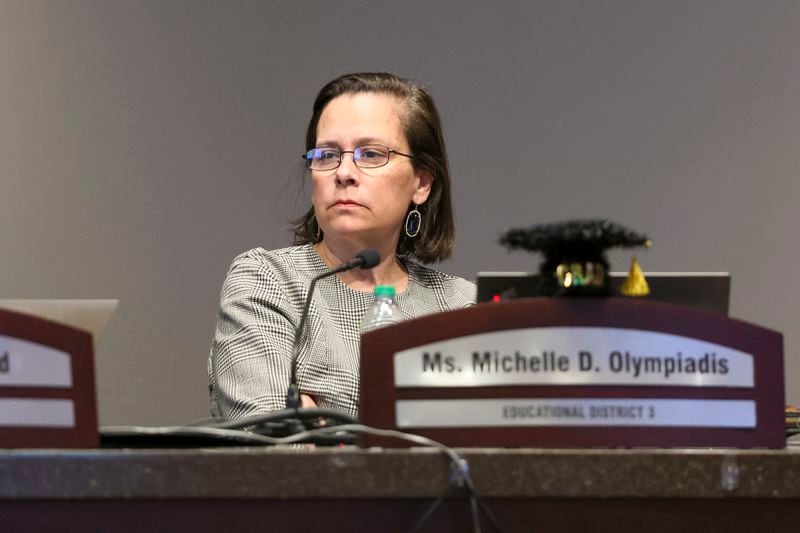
[2, 446, 799, 532]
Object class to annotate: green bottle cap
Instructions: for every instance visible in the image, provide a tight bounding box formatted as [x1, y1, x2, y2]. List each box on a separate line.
[374, 285, 396, 298]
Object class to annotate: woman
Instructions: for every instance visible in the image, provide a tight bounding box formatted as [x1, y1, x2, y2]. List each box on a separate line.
[208, 73, 475, 420]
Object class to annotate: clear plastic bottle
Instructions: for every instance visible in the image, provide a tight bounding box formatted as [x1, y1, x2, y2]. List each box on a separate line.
[360, 285, 402, 333]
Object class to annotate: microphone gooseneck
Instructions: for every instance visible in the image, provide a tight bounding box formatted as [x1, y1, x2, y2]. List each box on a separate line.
[285, 248, 381, 410]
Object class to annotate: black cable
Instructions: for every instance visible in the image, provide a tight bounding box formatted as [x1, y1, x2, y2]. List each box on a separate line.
[457, 463, 504, 533]
[406, 493, 446, 533]
[101, 425, 292, 445]
[209, 407, 357, 430]
[470, 491, 504, 533]
[469, 493, 482, 533]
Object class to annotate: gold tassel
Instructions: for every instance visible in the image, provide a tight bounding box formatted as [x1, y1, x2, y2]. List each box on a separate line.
[621, 255, 650, 297]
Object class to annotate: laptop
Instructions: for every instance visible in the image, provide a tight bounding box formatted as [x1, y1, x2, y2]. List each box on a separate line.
[0, 299, 119, 344]
[476, 272, 730, 315]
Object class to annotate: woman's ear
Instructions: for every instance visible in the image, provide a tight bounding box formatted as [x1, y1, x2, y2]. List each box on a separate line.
[413, 170, 433, 205]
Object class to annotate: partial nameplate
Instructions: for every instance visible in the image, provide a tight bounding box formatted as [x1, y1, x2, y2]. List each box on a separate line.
[0, 398, 76, 428]
[395, 398, 756, 429]
[393, 327, 753, 388]
[0, 335, 73, 388]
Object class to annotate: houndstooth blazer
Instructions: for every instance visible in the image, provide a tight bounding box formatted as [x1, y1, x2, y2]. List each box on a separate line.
[208, 244, 476, 420]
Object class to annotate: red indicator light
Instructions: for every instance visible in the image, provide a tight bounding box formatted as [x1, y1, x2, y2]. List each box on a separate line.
[492, 294, 501, 302]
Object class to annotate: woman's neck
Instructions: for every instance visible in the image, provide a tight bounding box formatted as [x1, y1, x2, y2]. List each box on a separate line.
[314, 238, 408, 293]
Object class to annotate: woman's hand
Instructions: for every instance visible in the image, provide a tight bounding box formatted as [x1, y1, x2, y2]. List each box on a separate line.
[300, 394, 318, 408]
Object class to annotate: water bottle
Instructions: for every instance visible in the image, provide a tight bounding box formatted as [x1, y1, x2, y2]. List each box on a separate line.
[360, 285, 402, 333]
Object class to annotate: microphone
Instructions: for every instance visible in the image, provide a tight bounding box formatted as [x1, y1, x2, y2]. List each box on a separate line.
[285, 248, 381, 410]
[349, 248, 380, 269]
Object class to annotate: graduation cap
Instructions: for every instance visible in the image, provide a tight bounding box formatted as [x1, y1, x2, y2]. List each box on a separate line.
[499, 219, 652, 297]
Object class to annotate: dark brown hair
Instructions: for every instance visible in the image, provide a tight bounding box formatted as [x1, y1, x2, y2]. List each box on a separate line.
[291, 72, 455, 263]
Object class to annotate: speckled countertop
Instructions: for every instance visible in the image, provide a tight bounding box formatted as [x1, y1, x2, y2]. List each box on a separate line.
[2, 444, 799, 500]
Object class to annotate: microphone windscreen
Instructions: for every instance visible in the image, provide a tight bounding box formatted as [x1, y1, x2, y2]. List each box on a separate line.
[355, 248, 381, 269]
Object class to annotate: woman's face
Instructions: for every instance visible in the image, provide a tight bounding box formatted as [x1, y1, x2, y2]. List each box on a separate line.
[311, 92, 432, 246]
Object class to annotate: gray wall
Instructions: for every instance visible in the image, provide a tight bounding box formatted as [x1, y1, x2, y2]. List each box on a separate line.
[1, 0, 798, 425]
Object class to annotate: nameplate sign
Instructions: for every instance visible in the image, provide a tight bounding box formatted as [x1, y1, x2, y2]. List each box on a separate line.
[360, 299, 785, 448]
[396, 398, 756, 429]
[0, 336, 73, 388]
[394, 327, 754, 388]
[0, 308, 99, 447]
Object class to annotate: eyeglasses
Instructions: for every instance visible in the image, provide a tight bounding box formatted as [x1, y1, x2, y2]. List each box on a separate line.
[302, 144, 413, 171]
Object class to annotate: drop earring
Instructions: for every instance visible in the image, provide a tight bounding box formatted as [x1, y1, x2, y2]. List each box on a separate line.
[405, 205, 422, 238]
[311, 214, 322, 241]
